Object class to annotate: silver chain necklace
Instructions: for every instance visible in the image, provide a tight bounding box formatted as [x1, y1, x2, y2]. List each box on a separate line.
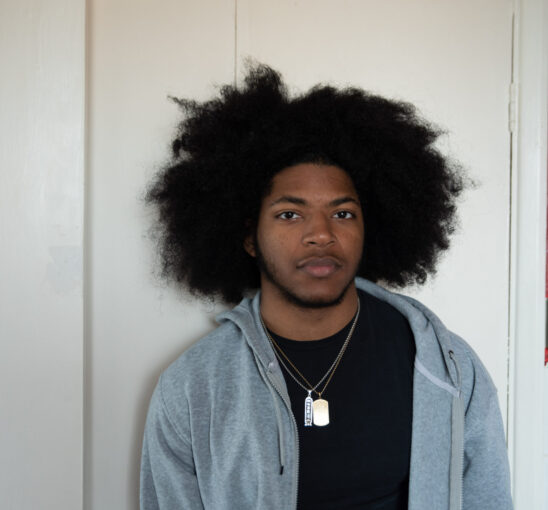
[260, 300, 360, 427]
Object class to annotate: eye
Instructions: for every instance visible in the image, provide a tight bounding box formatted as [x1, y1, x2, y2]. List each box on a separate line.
[277, 211, 301, 220]
[333, 210, 355, 219]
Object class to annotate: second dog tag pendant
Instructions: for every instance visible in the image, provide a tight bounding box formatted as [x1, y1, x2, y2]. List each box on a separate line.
[312, 398, 329, 426]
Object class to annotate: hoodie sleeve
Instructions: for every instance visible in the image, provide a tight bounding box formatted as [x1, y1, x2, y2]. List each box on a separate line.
[462, 355, 513, 510]
[140, 377, 205, 510]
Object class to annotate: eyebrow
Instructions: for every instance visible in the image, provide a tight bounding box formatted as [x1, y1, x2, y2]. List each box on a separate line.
[268, 195, 360, 207]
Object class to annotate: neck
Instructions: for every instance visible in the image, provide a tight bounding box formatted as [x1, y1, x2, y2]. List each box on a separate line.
[259, 282, 359, 341]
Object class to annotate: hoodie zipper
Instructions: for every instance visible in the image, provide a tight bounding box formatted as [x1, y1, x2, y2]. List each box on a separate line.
[265, 367, 300, 510]
[448, 350, 463, 510]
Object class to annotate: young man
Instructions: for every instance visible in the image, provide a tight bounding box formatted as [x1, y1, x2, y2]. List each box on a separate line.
[140, 65, 513, 510]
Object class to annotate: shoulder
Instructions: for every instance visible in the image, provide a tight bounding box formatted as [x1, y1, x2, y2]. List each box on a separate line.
[356, 278, 497, 401]
[146, 320, 250, 438]
[404, 292, 496, 384]
[160, 320, 247, 397]
[403, 292, 499, 413]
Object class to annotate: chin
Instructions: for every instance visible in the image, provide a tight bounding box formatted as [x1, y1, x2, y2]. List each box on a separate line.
[282, 282, 352, 309]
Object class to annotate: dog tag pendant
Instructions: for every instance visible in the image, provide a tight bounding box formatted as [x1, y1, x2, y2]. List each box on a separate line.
[312, 398, 329, 426]
[304, 391, 313, 427]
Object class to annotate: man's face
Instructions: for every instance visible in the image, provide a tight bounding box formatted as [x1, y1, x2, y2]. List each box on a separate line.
[245, 162, 364, 308]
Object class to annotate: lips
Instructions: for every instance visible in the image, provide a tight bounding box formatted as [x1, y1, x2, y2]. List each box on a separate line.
[297, 257, 341, 278]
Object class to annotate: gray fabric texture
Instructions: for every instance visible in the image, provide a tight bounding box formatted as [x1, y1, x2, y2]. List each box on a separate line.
[140, 277, 513, 510]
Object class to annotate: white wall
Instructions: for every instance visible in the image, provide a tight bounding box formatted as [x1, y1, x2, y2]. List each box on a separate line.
[1, 0, 546, 509]
[87, 1, 516, 508]
[85, 2, 235, 508]
[0, 1, 85, 509]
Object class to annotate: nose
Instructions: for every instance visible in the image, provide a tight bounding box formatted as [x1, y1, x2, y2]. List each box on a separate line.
[302, 213, 335, 247]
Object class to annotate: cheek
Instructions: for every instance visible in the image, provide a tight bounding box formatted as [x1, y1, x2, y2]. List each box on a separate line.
[344, 230, 365, 258]
[257, 229, 299, 262]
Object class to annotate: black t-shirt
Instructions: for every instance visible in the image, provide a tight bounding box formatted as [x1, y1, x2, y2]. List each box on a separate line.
[269, 289, 416, 509]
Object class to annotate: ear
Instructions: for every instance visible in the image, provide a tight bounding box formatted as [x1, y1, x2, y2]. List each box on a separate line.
[243, 234, 256, 257]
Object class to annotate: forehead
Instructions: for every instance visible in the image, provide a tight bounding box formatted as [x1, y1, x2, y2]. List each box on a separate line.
[267, 163, 358, 198]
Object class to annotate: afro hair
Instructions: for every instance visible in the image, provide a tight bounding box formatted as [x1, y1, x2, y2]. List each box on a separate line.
[146, 63, 467, 303]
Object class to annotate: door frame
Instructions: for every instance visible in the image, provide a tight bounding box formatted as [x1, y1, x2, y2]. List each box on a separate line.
[508, 0, 548, 508]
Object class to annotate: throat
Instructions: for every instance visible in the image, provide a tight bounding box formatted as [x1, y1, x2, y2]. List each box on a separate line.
[260, 287, 360, 341]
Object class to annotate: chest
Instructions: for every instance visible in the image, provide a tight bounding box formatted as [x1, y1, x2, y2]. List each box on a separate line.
[273, 317, 415, 508]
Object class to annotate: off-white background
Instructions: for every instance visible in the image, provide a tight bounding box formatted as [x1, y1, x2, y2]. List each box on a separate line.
[1, 0, 546, 509]
[86, 0, 513, 508]
[0, 1, 85, 509]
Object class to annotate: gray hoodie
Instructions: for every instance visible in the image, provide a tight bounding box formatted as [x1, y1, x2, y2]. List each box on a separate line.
[140, 277, 513, 509]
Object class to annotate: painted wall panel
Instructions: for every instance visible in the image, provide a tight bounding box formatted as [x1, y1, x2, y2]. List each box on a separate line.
[0, 1, 85, 509]
[86, 1, 234, 508]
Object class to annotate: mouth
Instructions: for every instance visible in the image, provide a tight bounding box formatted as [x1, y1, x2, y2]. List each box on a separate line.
[297, 257, 341, 278]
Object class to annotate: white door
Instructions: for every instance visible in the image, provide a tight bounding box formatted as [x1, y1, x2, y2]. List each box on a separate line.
[87, 1, 514, 508]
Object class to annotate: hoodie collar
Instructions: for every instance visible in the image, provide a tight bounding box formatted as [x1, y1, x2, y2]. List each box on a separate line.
[216, 277, 460, 389]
